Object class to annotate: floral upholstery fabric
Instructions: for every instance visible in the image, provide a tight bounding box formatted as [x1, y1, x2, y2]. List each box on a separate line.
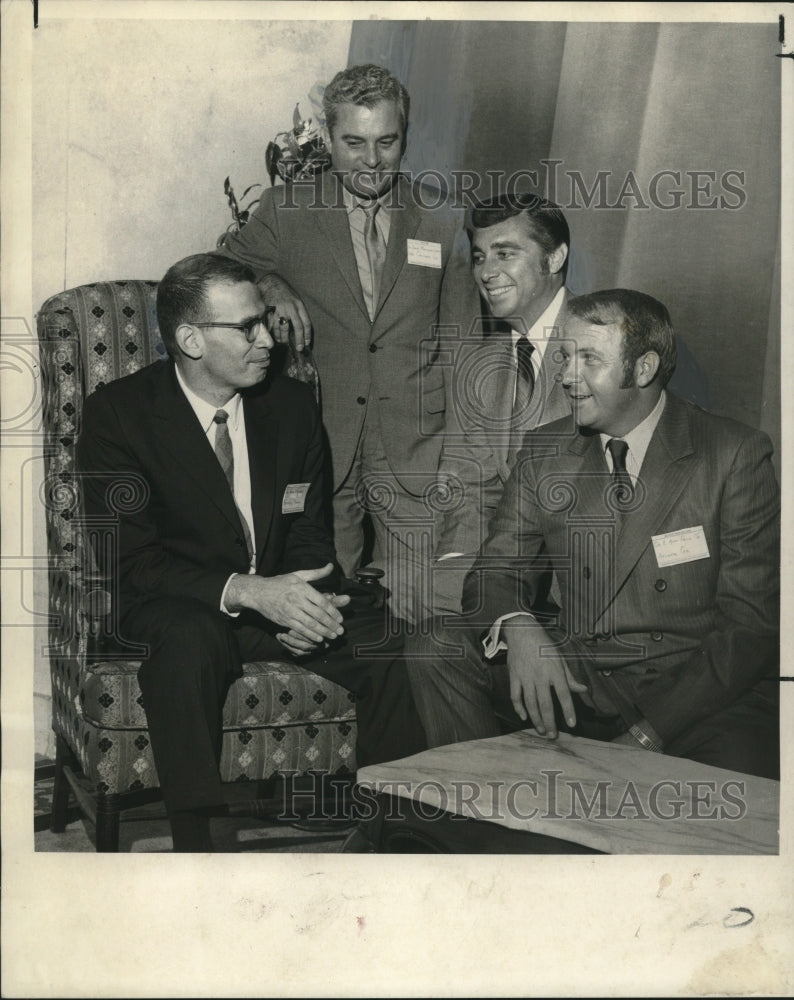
[38, 281, 355, 797]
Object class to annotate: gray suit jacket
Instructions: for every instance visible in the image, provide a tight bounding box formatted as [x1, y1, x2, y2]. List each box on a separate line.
[462, 393, 780, 744]
[220, 170, 479, 492]
[430, 290, 573, 613]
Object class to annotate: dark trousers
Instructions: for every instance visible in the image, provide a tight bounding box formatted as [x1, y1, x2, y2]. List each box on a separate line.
[126, 595, 427, 816]
[406, 619, 779, 780]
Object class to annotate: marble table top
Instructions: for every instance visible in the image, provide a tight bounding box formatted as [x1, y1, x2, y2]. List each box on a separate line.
[357, 731, 779, 854]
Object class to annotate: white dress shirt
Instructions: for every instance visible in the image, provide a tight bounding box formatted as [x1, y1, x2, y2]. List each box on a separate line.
[600, 390, 667, 483]
[175, 367, 256, 612]
[509, 284, 567, 402]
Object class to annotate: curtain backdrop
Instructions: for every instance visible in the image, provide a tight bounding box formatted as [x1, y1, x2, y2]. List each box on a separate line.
[349, 20, 781, 460]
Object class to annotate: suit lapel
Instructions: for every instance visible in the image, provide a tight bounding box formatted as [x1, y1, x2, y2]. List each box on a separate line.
[244, 390, 278, 570]
[313, 172, 370, 321]
[534, 288, 573, 426]
[489, 338, 517, 481]
[590, 395, 696, 628]
[374, 179, 422, 321]
[609, 395, 695, 592]
[151, 363, 244, 536]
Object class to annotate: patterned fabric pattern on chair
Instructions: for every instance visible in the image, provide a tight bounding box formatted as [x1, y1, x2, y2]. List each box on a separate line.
[38, 281, 356, 810]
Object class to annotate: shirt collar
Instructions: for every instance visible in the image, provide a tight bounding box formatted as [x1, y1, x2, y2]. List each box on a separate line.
[341, 183, 392, 217]
[511, 285, 567, 363]
[600, 390, 667, 468]
[175, 364, 242, 435]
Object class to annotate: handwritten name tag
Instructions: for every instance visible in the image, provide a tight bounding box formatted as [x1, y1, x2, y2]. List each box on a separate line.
[282, 483, 310, 514]
[652, 526, 710, 567]
[407, 239, 442, 268]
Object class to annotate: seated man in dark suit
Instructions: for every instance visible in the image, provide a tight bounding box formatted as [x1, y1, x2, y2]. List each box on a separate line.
[77, 253, 426, 851]
[408, 289, 779, 780]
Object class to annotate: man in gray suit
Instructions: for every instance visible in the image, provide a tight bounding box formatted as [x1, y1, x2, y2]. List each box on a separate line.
[409, 289, 779, 779]
[220, 64, 478, 624]
[429, 194, 573, 617]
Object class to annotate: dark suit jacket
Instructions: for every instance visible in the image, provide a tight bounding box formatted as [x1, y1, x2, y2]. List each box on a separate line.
[462, 392, 780, 745]
[77, 359, 337, 621]
[219, 171, 480, 491]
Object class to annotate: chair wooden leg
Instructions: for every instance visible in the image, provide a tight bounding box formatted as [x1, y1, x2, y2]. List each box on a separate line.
[95, 794, 122, 852]
[50, 735, 73, 834]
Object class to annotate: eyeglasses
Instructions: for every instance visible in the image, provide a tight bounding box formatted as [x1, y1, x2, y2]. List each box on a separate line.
[192, 314, 270, 344]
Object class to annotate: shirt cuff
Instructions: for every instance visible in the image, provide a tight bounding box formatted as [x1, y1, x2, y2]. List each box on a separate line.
[483, 612, 537, 659]
[437, 552, 464, 561]
[220, 573, 241, 617]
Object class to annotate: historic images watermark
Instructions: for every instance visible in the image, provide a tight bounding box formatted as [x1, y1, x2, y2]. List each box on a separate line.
[277, 769, 750, 823]
[278, 162, 748, 212]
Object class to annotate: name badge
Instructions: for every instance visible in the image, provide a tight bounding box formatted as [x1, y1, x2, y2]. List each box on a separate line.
[652, 526, 710, 567]
[407, 239, 442, 268]
[282, 483, 310, 514]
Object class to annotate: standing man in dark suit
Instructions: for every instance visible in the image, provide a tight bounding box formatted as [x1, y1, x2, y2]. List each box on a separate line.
[430, 194, 574, 616]
[408, 289, 779, 779]
[77, 254, 426, 851]
[219, 63, 479, 624]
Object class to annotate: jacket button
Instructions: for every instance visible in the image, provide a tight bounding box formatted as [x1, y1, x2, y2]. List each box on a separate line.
[235, 538, 245, 548]
[654, 579, 667, 592]
[369, 344, 378, 353]
[602, 669, 612, 677]
[651, 630, 663, 642]
[582, 566, 591, 579]
[357, 396, 366, 405]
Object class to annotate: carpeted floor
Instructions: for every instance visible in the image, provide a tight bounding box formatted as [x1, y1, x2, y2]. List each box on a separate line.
[34, 763, 355, 853]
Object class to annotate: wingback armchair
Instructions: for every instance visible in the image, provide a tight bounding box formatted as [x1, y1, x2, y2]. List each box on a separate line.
[38, 280, 359, 851]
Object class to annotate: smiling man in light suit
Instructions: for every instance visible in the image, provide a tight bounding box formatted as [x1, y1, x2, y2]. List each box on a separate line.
[429, 193, 574, 617]
[409, 288, 779, 780]
[219, 63, 478, 624]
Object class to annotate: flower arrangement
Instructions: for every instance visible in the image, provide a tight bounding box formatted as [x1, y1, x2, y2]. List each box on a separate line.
[265, 103, 331, 185]
[217, 102, 330, 249]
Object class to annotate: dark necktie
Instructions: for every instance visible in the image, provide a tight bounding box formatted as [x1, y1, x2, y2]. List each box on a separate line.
[214, 409, 254, 565]
[507, 337, 536, 468]
[362, 202, 386, 315]
[606, 437, 634, 508]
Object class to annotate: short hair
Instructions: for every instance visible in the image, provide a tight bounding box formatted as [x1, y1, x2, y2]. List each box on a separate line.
[323, 63, 410, 137]
[470, 192, 570, 280]
[156, 254, 257, 357]
[567, 289, 677, 387]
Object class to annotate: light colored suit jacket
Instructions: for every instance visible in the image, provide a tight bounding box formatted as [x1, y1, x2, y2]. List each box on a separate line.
[429, 290, 573, 613]
[463, 393, 780, 745]
[220, 171, 479, 493]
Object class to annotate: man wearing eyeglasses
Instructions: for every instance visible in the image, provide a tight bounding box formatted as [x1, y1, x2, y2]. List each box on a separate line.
[77, 253, 427, 851]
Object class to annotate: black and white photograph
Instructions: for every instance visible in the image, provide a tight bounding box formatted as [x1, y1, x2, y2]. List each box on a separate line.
[2, 1, 792, 995]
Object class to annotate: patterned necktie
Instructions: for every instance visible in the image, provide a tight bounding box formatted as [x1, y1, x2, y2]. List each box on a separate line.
[606, 437, 634, 509]
[214, 409, 254, 565]
[362, 202, 386, 315]
[507, 337, 536, 469]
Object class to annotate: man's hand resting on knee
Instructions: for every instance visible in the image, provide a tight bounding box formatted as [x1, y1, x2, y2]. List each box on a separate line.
[225, 563, 351, 653]
[503, 618, 589, 739]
